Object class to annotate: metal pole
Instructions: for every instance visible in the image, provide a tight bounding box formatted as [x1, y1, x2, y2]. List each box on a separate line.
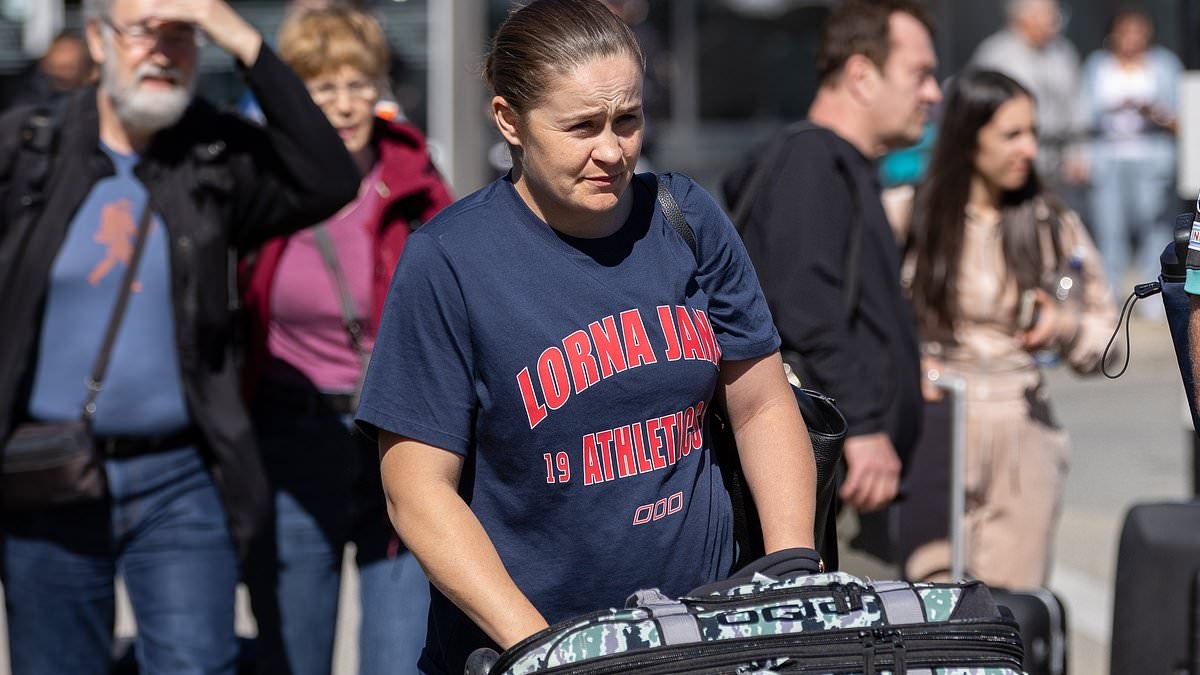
[428, 0, 488, 196]
[669, 0, 699, 137]
[937, 374, 968, 581]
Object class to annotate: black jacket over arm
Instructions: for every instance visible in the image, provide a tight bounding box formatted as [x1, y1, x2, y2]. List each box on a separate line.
[0, 45, 361, 553]
[726, 126, 922, 458]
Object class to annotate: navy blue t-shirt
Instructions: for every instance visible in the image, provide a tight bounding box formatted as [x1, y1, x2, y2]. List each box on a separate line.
[356, 172, 779, 674]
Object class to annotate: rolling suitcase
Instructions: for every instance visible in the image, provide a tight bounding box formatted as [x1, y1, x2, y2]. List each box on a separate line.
[479, 556, 1024, 675]
[1109, 501, 1200, 675]
[928, 375, 1070, 675]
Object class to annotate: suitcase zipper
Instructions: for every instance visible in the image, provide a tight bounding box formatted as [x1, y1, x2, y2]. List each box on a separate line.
[493, 583, 869, 673]
[521, 622, 1023, 674]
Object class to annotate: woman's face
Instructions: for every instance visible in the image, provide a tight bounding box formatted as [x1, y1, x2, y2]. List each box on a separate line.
[498, 54, 644, 232]
[306, 64, 379, 154]
[973, 94, 1038, 194]
[1110, 15, 1152, 59]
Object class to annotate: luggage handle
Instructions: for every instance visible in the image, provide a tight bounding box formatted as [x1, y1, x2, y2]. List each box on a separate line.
[928, 374, 968, 581]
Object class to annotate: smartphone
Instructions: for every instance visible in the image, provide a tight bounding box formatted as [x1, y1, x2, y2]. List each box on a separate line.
[1017, 289, 1038, 330]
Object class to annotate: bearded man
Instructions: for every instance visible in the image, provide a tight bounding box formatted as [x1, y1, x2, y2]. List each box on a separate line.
[0, 1, 359, 672]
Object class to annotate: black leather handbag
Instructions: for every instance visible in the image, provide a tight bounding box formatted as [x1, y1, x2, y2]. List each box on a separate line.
[643, 173, 847, 569]
[711, 387, 846, 571]
[0, 202, 153, 511]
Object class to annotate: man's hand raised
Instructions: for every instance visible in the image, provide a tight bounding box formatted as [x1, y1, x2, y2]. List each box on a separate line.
[146, 0, 262, 66]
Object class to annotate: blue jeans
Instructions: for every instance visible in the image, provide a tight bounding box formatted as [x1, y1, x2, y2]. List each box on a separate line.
[2, 446, 240, 675]
[1088, 139, 1177, 289]
[245, 395, 429, 675]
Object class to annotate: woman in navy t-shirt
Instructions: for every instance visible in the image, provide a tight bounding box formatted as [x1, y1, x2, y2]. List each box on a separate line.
[355, 1, 817, 672]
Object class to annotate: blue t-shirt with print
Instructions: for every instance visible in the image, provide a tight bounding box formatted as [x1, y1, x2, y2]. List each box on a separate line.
[356, 172, 780, 674]
[27, 144, 190, 436]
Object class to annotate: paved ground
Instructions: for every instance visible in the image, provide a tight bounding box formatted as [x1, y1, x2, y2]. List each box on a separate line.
[0, 316, 1188, 675]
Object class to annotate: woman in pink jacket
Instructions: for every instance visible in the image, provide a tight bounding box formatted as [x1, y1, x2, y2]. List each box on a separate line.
[239, 8, 453, 674]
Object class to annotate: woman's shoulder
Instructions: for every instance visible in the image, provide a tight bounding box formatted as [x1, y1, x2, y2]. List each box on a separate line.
[655, 171, 721, 211]
[416, 178, 498, 228]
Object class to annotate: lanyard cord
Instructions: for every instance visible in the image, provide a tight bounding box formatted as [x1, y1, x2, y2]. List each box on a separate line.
[1102, 281, 1166, 379]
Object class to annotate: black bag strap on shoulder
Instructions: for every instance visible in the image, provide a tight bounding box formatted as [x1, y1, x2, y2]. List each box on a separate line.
[728, 122, 864, 319]
[643, 173, 696, 257]
[83, 203, 154, 422]
[18, 94, 71, 205]
[643, 172, 843, 571]
[1, 96, 70, 266]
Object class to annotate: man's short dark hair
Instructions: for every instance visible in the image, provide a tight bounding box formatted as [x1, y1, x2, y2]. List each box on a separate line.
[816, 0, 934, 85]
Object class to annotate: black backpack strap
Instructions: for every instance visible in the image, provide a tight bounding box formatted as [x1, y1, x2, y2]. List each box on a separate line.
[0, 95, 70, 291]
[18, 94, 71, 205]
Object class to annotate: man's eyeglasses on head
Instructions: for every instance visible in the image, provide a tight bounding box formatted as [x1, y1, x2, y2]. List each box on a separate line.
[103, 17, 202, 50]
[308, 80, 378, 107]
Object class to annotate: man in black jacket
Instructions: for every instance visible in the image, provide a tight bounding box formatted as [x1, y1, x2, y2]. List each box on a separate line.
[0, 0, 359, 672]
[725, 0, 939, 516]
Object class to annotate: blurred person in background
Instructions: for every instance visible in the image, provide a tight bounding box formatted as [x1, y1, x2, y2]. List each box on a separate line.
[240, 6, 453, 675]
[237, 0, 410, 125]
[599, 0, 670, 165]
[972, 0, 1089, 214]
[358, 1, 818, 673]
[0, 0, 359, 672]
[901, 69, 1116, 588]
[2, 30, 96, 111]
[1082, 8, 1181, 299]
[724, 0, 939, 520]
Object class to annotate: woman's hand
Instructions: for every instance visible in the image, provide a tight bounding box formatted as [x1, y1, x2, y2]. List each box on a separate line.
[1017, 288, 1060, 352]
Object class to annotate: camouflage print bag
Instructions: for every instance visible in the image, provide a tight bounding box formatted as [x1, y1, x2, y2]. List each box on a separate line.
[485, 571, 1023, 675]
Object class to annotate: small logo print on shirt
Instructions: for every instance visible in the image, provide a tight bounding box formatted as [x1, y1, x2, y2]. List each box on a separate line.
[632, 491, 684, 526]
[88, 198, 144, 292]
[1190, 220, 1200, 251]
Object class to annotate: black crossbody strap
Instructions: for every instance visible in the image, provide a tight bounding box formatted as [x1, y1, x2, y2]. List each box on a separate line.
[643, 173, 696, 258]
[82, 202, 154, 421]
[311, 225, 370, 369]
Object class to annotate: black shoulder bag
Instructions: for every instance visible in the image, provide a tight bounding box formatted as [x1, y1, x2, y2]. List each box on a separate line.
[0, 188, 154, 511]
[640, 173, 846, 570]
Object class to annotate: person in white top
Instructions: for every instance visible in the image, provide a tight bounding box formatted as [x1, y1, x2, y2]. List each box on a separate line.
[1081, 8, 1182, 292]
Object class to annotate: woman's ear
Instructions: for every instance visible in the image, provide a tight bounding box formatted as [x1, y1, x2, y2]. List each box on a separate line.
[492, 96, 523, 149]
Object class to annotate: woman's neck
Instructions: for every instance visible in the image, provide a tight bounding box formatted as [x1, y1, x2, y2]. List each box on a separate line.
[511, 168, 632, 238]
[1115, 51, 1146, 69]
[352, 144, 377, 178]
[967, 175, 1002, 218]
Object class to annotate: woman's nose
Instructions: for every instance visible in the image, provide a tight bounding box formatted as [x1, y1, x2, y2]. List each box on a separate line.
[593, 127, 623, 164]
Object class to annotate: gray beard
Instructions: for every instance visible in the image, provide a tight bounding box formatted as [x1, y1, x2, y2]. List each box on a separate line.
[102, 49, 195, 136]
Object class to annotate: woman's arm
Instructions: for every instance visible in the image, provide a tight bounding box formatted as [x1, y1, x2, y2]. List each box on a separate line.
[378, 430, 549, 648]
[719, 352, 817, 552]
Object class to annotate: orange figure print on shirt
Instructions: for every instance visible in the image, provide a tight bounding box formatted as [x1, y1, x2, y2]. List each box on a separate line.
[88, 198, 144, 292]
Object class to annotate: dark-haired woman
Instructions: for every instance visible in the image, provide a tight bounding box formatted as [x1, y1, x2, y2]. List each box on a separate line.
[901, 69, 1115, 589]
[354, 0, 817, 672]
